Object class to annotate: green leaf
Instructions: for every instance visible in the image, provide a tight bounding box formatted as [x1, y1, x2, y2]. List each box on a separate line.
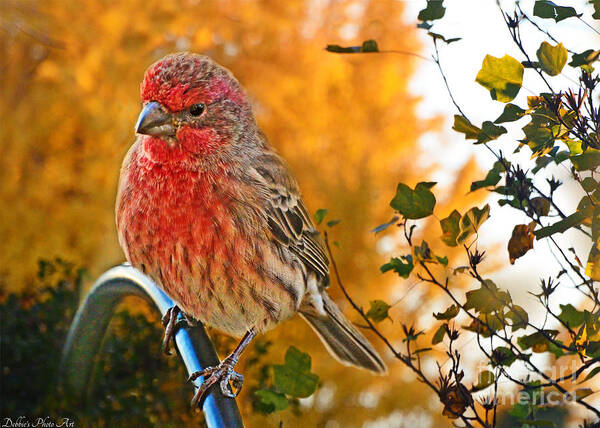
[273, 347, 319, 398]
[586, 341, 600, 358]
[427, 32, 461, 45]
[494, 103, 527, 123]
[326, 219, 341, 227]
[390, 182, 436, 219]
[471, 161, 503, 192]
[531, 156, 553, 175]
[456, 204, 491, 245]
[582, 366, 600, 383]
[413, 240, 434, 262]
[314, 208, 328, 225]
[477, 121, 507, 144]
[547, 342, 566, 358]
[445, 37, 461, 44]
[464, 280, 511, 314]
[325, 45, 361, 53]
[491, 346, 517, 367]
[553, 150, 571, 165]
[534, 207, 592, 239]
[533, 0, 581, 22]
[579, 196, 597, 220]
[452, 115, 481, 140]
[472, 370, 495, 392]
[586, 244, 600, 281]
[436, 255, 448, 266]
[523, 120, 555, 154]
[371, 216, 399, 233]
[440, 210, 461, 246]
[507, 305, 529, 332]
[325, 39, 379, 54]
[591, 0, 600, 19]
[254, 389, 289, 413]
[581, 177, 599, 193]
[432, 323, 447, 344]
[366, 300, 392, 323]
[571, 151, 600, 171]
[361, 39, 379, 53]
[569, 49, 600, 68]
[558, 304, 585, 328]
[463, 314, 504, 337]
[418, 0, 445, 21]
[530, 155, 554, 174]
[476, 54, 524, 102]
[537, 41, 568, 76]
[434, 304, 459, 320]
[593, 207, 600, 243]
[529, 197, 551, 217]
[517, 330, 562, 357]
[583, 310, 600, 341]
[380, 255, 413, 278]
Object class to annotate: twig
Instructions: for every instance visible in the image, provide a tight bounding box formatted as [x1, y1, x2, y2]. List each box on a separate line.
[322, 232, 485, 427]
[578, 16, 600, 37]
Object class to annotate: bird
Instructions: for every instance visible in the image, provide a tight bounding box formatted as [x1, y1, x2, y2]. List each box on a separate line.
[116, 52, 387, 407]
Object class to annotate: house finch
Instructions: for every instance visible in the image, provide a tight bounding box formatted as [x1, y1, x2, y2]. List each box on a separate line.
[116, 52, 386, 406]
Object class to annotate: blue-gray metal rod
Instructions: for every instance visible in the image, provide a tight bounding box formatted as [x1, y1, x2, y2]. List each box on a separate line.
[60, 264, 244, 428]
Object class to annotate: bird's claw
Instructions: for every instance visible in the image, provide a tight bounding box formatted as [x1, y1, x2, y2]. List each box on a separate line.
[161, 305, 190, 355]
[188, 357, 244, 408]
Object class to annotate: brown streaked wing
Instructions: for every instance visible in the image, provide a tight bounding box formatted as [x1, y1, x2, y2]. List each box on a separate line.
[251, 152, 330, 279]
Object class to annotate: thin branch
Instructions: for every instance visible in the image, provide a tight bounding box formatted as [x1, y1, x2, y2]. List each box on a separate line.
[323, 232, 484, 428]
[432, 42, 469, 120]
[578, 16, 600, 36]
[496, 3, 555, 93]
[516, 3, 574, 54]
[419, 262, 600, 418]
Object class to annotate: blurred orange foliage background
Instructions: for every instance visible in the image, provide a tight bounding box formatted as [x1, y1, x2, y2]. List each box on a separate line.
[0, 0, 484, 425]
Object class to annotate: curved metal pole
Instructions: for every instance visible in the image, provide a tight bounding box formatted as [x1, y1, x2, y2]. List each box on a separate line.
[60, 264, 244, 428]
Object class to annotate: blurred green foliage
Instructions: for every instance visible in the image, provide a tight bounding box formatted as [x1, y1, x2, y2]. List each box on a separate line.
[0, 258, 206, 427]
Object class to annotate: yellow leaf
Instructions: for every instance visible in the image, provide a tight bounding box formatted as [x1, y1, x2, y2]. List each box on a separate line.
[585, 245, 600, 281]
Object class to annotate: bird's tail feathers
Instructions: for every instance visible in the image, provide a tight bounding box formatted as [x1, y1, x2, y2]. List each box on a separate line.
[300, 292, 387, 374]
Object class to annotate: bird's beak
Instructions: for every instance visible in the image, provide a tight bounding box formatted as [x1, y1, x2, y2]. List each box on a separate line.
[135, 101, 176, 138]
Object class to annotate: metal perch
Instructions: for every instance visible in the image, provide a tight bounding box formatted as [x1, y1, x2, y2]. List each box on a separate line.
[61, 264, 244, 428]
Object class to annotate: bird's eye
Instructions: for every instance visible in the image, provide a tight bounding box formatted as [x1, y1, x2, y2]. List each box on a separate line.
[189, 103, 206, 116]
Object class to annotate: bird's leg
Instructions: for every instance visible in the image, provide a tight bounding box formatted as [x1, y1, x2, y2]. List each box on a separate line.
[161, 305, 192, 355]
[188, 328, 257, 408]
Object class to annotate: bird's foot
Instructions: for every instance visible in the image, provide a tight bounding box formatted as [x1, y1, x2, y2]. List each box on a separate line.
[188, 356, 244, 408]
[161, 305, 191, 355]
